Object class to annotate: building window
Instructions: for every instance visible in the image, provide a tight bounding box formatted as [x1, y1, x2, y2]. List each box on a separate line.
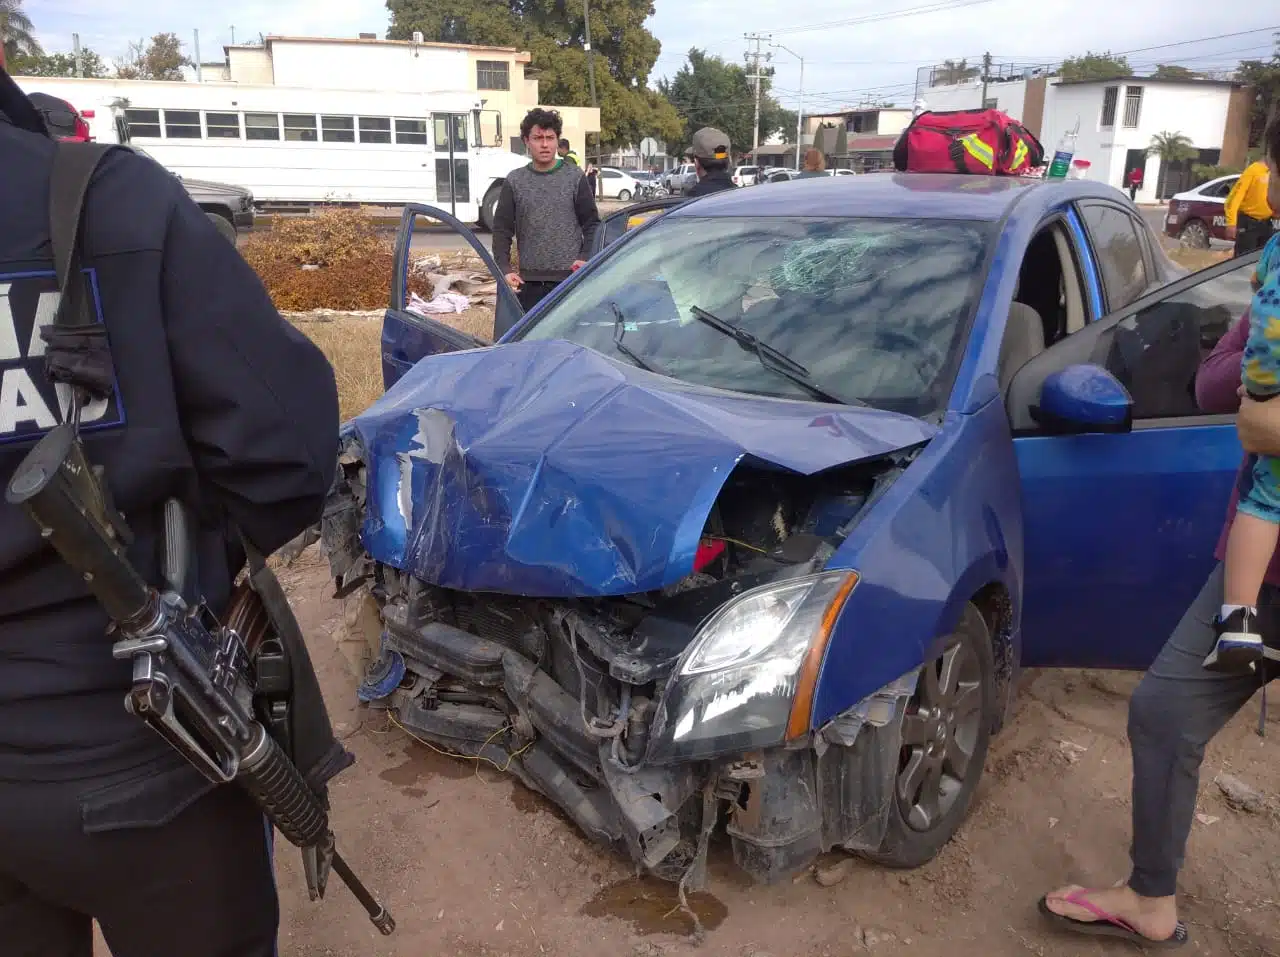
[283, 113, 318, 142]
[125, 108, 160, 137]
[206, 111, 241, 139]
[359, 116, 392, 144]
[321, 115, 355, 143]
[395, 118, 428, 145]
[1122, 86, 1143, 128]
[164, 109, 202, 139]
[1100, 86, 1118, 127]
[983, 98, 998, 110]
[245, 112, 281, 141]
[476, 60, 510, 91]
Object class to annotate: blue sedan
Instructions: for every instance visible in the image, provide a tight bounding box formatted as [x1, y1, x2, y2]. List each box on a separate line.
[323, 174, 1260, 886]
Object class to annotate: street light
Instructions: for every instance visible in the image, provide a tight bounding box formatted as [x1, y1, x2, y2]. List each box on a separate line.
[770, 41, 804, 171]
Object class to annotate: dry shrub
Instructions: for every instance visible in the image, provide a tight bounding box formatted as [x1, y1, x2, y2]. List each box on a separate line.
[243, 207, 433, 312]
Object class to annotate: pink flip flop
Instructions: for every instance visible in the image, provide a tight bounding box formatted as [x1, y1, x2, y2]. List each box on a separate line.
[1038, 891, 1189, 949]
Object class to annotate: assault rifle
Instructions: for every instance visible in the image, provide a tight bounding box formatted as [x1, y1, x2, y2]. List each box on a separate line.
[6, 423, 395, 935]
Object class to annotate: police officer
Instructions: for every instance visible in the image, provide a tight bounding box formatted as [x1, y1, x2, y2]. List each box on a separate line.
[685, 127, 738, 198]
[0, 60, 340, 956]
[558, 137, 580, 166]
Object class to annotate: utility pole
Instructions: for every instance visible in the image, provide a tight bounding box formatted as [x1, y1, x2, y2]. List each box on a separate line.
[981, 51, 992, 108]
[771, 40, 804, 170]
[194, 29, 202, 82]
[73, 33, 83, 77]
[583, 0, 601, 194]
[744, 33, 771, 160]
[230, 25, 236, 46]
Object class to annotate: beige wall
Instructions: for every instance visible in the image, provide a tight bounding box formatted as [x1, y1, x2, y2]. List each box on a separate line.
[464, 50, 600, 158]
[227, 48, 274, 85]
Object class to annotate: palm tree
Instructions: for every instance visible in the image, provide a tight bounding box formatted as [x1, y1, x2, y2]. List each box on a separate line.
[1148, 130, 1197, 198]
[0, 0, 41, 63]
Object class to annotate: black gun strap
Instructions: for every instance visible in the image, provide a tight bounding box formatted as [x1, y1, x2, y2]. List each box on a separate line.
[240, 531, 355, 791]
[45, 141, 121, 400]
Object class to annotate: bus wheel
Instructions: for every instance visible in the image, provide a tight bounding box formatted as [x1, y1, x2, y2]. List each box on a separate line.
[479, 184, 502, 232]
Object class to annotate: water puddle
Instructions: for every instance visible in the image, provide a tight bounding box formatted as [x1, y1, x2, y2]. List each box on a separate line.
[379, 742, 471, 788]
[581, 876, 728, 937]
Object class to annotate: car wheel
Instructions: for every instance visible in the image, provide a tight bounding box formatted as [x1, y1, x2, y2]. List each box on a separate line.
[862, 601, 994, 869]
[206, 212, 237, 244]
[1179, 218, 1210, 249]
[478, 183, 502, 232]
[618, 189, 632, 202]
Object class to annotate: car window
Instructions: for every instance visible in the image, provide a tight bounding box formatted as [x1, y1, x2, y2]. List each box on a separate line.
[1100, 258, 1256, 420]
[516, 215, 992, 417]
[1080, 203, 1148, 312]
[1203, 179, 1235, 199]
[601, 169, 622, 179]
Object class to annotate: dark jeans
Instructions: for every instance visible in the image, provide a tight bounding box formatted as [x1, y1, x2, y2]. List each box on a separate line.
[1235, 213, 1275, 257]
[0, 754, 279, 957]
[1127, 562, 1277, 898]
[517, 280, 561, 312]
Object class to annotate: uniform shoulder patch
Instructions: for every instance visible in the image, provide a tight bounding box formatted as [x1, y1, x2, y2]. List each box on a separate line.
[0, 267, 126, 444]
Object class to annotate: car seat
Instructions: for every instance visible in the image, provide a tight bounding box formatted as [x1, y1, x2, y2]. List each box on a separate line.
[998, 302, 1046, 388]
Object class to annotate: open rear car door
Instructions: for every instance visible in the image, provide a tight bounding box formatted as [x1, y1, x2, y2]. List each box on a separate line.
[381, 204, 523, 390]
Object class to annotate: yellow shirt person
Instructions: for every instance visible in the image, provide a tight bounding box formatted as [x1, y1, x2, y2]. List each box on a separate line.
[1225, 160, 1274, 228]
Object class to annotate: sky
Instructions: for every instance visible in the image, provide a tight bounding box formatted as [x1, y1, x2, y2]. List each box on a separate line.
[24, 0, 1280, 118]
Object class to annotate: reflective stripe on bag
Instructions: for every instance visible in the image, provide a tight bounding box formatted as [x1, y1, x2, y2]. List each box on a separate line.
[959, 132, 994, 170]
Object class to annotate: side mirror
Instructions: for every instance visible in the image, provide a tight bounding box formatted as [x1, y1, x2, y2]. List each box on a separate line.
[1030, 363, 1133, 434]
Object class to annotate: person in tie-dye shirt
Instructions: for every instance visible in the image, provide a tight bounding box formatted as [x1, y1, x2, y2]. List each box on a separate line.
[1209, 119, 1280, 674]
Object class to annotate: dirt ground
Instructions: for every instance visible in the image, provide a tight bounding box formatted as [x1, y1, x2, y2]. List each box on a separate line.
[165, 547, 1269, 957]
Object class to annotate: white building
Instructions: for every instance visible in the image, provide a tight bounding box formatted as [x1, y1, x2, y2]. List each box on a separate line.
[916, 73, 1251, 202]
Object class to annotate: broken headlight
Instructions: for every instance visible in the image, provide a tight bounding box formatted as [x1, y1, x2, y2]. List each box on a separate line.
[647, 570, 858, 763]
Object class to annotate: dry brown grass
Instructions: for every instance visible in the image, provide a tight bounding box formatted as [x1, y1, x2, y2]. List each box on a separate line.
[1167, 246, 1232, 273]
[290, 306, 496, 420]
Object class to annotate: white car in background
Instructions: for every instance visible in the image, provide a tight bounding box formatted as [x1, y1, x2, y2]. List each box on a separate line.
[597, 167, 642, 201]
[731, 165, 761, 186]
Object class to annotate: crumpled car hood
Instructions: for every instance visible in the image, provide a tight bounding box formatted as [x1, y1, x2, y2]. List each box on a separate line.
[346, 339, 937, 597]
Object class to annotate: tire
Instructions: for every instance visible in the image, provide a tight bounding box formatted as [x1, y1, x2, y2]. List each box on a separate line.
[1179, 218, 1210, 249]
[862, 601, 995, 869]
[617, 189, 632, 202]
[206, 212, 237, 244]
[478, 183, 502, 233]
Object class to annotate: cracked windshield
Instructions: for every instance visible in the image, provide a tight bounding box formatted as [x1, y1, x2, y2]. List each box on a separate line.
[517, 216, 991, 415]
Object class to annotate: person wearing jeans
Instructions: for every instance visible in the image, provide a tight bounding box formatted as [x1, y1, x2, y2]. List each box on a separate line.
[1039, 306, 1280, 948]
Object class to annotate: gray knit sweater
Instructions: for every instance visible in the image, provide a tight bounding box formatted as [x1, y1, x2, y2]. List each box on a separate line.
[492, 159, 601, 282]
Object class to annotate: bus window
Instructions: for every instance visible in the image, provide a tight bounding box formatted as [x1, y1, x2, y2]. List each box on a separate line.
[395, 119, 428, 145]
[433, 115, 467, 153]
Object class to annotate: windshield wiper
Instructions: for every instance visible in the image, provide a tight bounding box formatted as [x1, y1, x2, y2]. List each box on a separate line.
[688, 306, 863, 406]
[610, 302, 669, 377]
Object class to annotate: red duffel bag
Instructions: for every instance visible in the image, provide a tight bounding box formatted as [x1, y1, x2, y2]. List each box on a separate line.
[893, 108, 1045, 175]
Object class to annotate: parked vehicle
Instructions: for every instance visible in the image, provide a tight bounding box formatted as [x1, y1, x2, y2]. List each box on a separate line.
[14, 75, 521, 228]
[731, 164, 760, 186]
[330, 174, 1250, 891]
[664, 163, 697, 194]
[25, 92, 255, 244]
[764, 168, 856, 183]
[597, 166, 642, 201]
[1164, 174, 1280, 249]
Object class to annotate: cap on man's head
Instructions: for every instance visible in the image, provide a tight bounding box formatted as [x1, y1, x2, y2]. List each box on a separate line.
[688, 127, 730, 162]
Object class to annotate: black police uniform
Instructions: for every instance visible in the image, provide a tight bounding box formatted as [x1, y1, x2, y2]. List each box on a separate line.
[0, 68, 339, 956]
[686, 168, 737, 197]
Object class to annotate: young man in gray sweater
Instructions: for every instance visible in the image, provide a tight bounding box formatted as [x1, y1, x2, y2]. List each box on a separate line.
[493, 108, 601, 312]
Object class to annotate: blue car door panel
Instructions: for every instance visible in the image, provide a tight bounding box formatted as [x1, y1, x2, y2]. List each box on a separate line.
[1010, 251, 1261, 670]
[381, 204, 523, 391]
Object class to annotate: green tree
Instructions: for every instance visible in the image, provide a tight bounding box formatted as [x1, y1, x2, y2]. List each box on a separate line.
[1236, 33, 1280, 148]
[1149, 130, 1196, 164]
[9, 47, 108, 78]
[116, 33, 190, 81]
[386, 0, 682, 150]
[1152, 64, 1201, 80]
[658, 49, 793, 157]
[0, 0, 40, 62]
[1059, 51, 1130, 82]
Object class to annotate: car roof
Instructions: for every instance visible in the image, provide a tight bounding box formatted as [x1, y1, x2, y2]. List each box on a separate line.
[666, 172, 1130, 223]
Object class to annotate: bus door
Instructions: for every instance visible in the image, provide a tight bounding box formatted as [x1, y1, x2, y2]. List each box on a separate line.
[432, 113, 470, 218]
